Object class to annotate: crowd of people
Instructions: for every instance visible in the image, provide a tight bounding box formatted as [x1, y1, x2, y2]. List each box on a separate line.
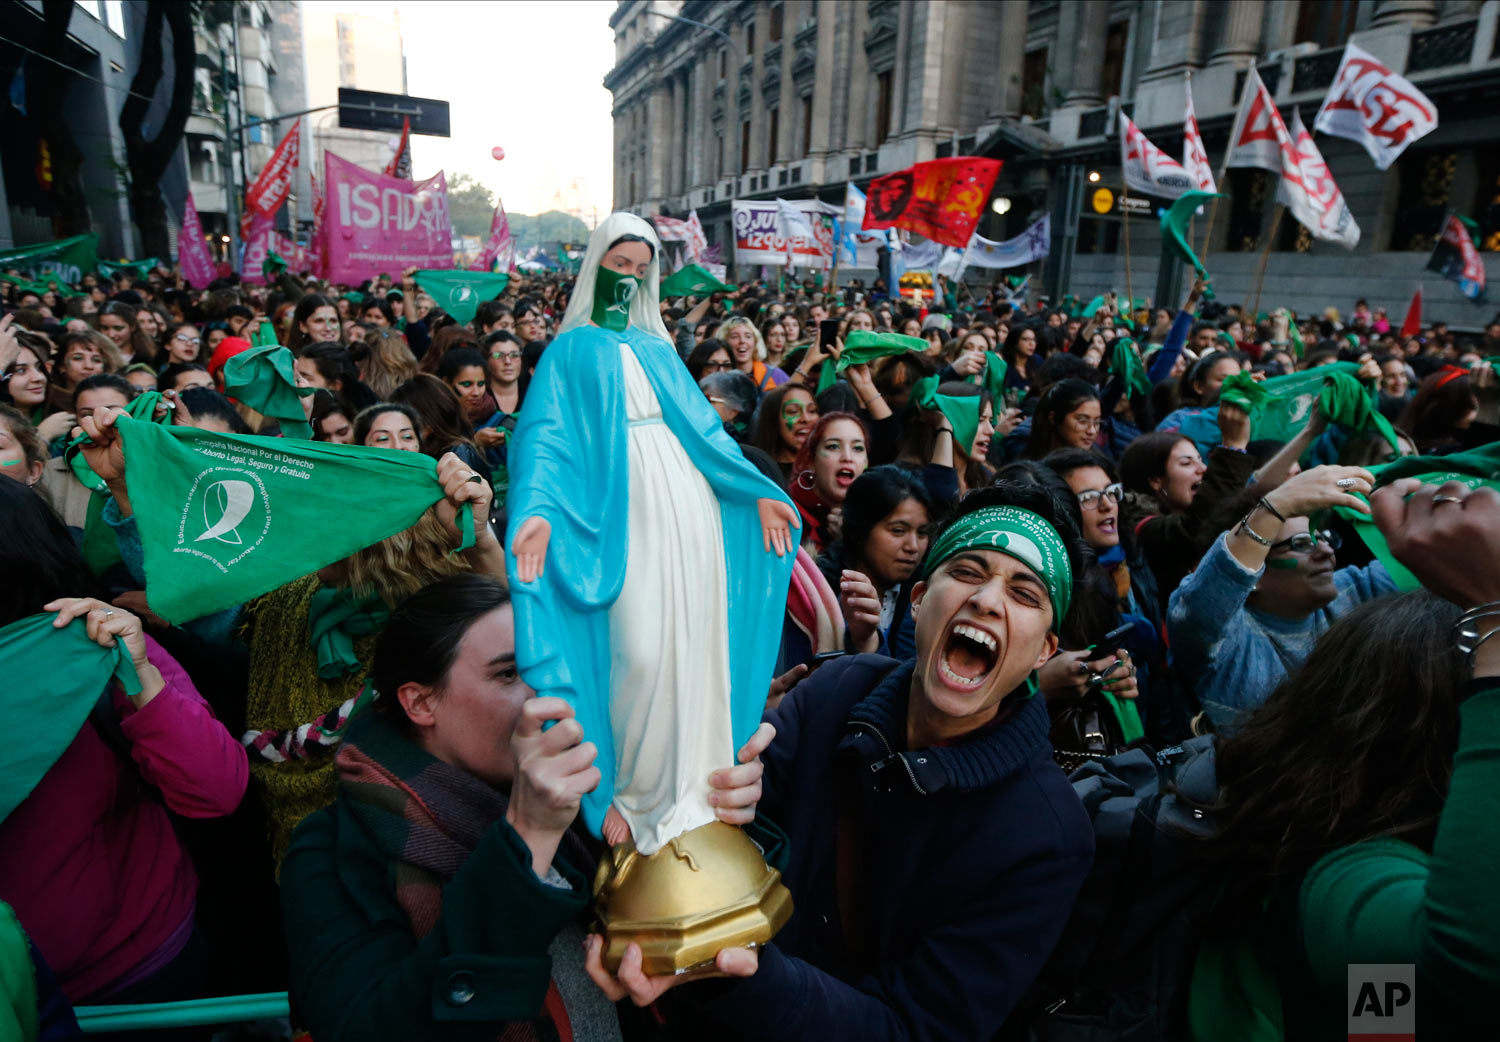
[1, 216, 1498, 1042]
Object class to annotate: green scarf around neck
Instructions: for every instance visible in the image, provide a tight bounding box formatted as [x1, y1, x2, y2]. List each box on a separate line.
[307, 586, 392, 679]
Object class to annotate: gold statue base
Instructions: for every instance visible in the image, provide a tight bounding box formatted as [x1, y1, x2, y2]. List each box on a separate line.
[592, 819, 793, 976]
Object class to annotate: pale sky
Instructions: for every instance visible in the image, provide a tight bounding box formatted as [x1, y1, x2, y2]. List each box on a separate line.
[300, 0, 617, 222]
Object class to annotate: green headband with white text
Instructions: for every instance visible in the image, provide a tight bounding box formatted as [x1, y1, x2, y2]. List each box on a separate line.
[919, 505, 1073, 630]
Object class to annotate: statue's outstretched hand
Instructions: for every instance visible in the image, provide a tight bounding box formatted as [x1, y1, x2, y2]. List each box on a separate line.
[757, 498, 800, 557]
[512, 516, 552, 582]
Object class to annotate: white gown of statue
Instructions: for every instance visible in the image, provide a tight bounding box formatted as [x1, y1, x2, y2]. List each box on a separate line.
[606, 343, 734, 856]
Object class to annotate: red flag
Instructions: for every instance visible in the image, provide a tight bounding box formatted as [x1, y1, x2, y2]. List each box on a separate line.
[309, 169, 326, 278]
[244, 119, 301, 218]
[1399, 286, 1422, 339]
[861, 157, 1003, 248]
[384, 117, 412, 179]
[470, 197, 514, 272]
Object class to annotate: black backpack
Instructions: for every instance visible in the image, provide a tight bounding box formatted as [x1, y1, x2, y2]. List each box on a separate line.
[1008, 736, 1221, 1042]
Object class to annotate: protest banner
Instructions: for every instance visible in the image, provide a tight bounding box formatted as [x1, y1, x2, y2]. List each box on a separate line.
[731, 199, 836, 267]
[321, 150, 453, 285]
[861, 157, 1002, 247]
[0, 234, 99, 285]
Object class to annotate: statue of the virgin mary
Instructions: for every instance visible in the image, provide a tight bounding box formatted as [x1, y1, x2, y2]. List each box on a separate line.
[505, 214, 798, 873]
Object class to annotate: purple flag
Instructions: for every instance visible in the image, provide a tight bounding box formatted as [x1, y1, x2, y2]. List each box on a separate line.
[178, 192, 218, 288]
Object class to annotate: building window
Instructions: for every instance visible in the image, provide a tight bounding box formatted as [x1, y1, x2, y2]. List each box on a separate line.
[801, 95, 813, 157]
[741, 120, 751, 173]
[1102, 22, 1129, 100]
[719, 48, 727, 79]
[746, 20, 755, 57]
[769, 5, 783, 43]
[875, 70, 894, 146]
[1022, 49, 1048, 119]
[1478, 147, 1500, 252]
[768, 106, 780, 163]
[1225, 168, 1272, 252]
[716, 133, 725, 180]
[1391, 150, 1456, 251]
[1294, 0, 1359, 49]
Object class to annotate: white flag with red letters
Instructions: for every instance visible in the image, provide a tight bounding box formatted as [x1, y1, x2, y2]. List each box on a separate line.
[1278, 109, 1360, 249]
[1182, 76, 1216, 193]
[1118, 112, 1194, 199]
[1313, 42, 1437, 171]
[1225, 68, 1286, 173]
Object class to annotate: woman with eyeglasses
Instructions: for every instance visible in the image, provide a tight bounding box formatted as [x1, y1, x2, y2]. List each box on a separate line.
[685, 338, 733, 383]
[161, 322, 203, 366]
[1023, 379, 1105, 460]
[1166, 464, 1397, 732]
[1044, 448, 1187, 742]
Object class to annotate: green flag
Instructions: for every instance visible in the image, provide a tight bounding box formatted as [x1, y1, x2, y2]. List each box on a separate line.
[1332, 443, 1500, 592]
[413, 270, 512, 325]
[975, 352, 1008, 405]
[1161, 190, 1222, 275]
[834, 330, 927, 373]
[262, 250, 288, 280]
[0, 613, 141, 824]
[0, 272, 82, 299]
[0, 233, 98, 285]
[659, 263, 736, 299]
[252, 319, 279, 347]
[912, 374, 983, 454]
[222, 345, 315, 440]
[1111, 337, 1153, 400]
[1218, 362, 1366, 443]
[98, 258, 162, 279]
[113, 417, 475, 624]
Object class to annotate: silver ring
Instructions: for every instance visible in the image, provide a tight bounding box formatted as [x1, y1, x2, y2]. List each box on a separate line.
[465, 473, 483, 484]
[1336, 478, 1357, 488]
[1432, 494, 1463, 505]
[103, 609, 114, 617]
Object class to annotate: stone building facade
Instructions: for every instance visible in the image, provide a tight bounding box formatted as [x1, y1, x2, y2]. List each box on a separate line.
[606, 0, 1500, 324]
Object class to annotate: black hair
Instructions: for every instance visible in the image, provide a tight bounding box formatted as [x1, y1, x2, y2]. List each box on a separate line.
[370, 574, 512, 737]
[436, 347, 488, 385]
[156, 362, 210, 391]
[1024, 378, 1100, 460]
[1119, 429, 1195, 498]
[360, 297, 397, 325]
[480, 330, 521, 352]
[309, 388, 352, 441]
[73, 373, 135, 408]
[816, 381, 861, 416]
[841, 465, 934, 572]
[606, 233, 656, 260]
[288, 293, 341, 353]
[0, 480, 104, 627]
[302, 343, 379, 414]
[1181, 349, 1239, 406]
[475, 301, 512, 330]
[353, 402, 423, 447]
[226, 304, 254, 321]
[1034, 352, 1098, 392]
[178, 386, 251, 434]
[685, 338, 731, 383]
[1042, 447, 1120, 483]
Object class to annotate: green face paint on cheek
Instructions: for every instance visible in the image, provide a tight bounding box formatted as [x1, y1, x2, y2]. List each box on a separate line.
[1266, 557, 1299, 570]
[783, 413, 798, 433]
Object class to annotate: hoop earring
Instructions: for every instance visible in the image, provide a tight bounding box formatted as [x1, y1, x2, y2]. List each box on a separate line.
[796, 470, 815, 491]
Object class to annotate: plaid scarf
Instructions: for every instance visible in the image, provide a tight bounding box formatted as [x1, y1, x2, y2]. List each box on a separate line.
[336, 709, 582, 1042]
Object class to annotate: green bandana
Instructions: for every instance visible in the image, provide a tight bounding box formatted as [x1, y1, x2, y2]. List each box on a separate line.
[414, 271, 512, 325]
[911, 374, 984, 455]
[113, 416, 474, 624]
[659, 264, 736, 298]
[1112, 337, 1153, 400]
[1161, 190, 1222, 275]
[307, 585, 392, 679]
[920, 505, 1073, 630]
[253, 320, 279, 347]
[67, 390, 167, 492]
[222, 344, 315, 440]
[0, 612, 141, 824]
[834, 330, 927, 373]
[591, 265, 641, 332]
[1218, 363, 1365, 443]
[1331, 443, 1500, 591]
[262, 250, 288, 279]
[976, 353, 1008, 406]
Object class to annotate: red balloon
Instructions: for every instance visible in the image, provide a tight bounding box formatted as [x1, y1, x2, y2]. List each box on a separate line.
[491, 147, 506, 161]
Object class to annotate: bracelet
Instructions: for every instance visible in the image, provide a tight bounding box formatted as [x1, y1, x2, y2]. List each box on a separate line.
[1236, 514, 1274, 546]
[1255, 496, 1286, 524]
[1455, 601, 1500, 665]
[861, 393, 884, 408]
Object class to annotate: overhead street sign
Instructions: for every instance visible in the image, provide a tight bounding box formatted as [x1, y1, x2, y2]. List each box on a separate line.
[337, 88, 451, 137]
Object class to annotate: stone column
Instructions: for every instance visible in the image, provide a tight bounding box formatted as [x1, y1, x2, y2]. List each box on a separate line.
[1372, 0, 1438, 27]
[1208, 0, 1263, 67]
[1061, 0, 1111, 107]
[992, 0, 1027, 118]
[669, 74, 685, 195]
[647, 83, 669, 204]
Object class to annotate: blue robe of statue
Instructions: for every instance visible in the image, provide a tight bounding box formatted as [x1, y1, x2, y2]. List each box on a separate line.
[504, 323, 797, 839]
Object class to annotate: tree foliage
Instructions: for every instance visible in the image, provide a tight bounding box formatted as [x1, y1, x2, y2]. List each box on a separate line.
[444, 172, 589, 250]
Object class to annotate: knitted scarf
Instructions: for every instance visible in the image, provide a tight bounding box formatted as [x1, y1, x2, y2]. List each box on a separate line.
[335, 711, 585, 1042]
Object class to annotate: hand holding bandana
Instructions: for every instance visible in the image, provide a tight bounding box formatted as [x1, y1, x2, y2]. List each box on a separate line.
[920, 505, 1073, 631]
[222, 345, 315, 440]
[834, 330, 928, 373]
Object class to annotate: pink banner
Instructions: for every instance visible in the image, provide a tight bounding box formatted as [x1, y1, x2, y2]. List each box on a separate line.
[240, 213, 275, 285]
[322, 150, 452, 285]
[178, 192, 218, 288]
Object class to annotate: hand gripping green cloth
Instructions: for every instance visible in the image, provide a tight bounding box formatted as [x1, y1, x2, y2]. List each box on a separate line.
[976, 352, 1008, 406]
[834, 330, 928, 373]
[659, 263, 736, 298]
[413, 270, 512, 325]
[912, 373, 981, 455]
[64, 390, 168, 575]
[1217, 363, 1373, 444]
[307, 586, 392, 679]
[0, 613, 142, 825]
[221, 345, 315, 440]
[114, 417, 474, 624]
[1111, 337, 1153, 400]
[1331, 442, 1500, 591]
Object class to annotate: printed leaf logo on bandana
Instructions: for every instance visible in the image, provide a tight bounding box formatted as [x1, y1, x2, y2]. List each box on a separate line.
[179, 467, 273, 571]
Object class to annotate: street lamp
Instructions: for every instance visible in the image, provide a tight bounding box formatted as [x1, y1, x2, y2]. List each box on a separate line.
[991, 197, 1012, 215]
[1087, 170, 1102, 183]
